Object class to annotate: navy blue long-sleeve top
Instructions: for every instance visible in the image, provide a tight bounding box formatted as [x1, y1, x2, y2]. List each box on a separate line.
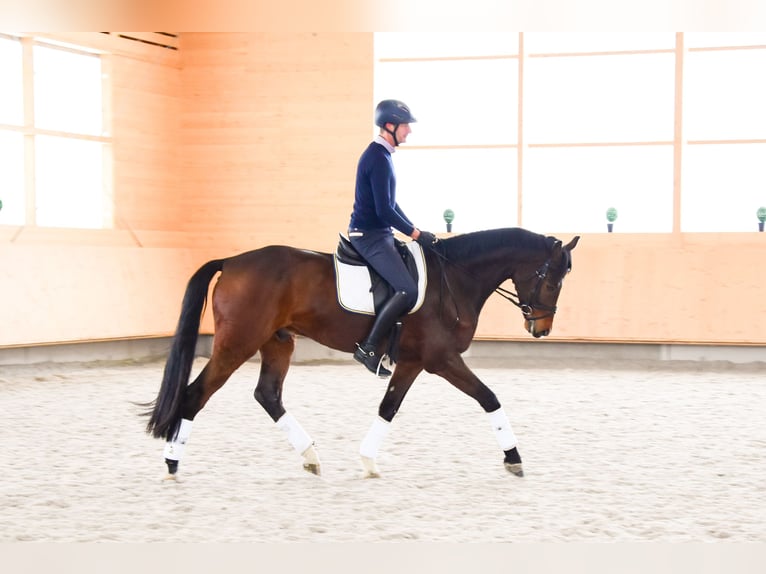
[349, 138, 415, 236]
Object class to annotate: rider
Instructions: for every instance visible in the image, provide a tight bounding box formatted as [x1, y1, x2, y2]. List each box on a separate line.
[349, 99, 438, 378]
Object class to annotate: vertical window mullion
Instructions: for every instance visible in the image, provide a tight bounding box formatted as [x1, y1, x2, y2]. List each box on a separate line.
[672, 32, 684, 235]
[101, 54, 113, 228]
[21, 36, 35, 225]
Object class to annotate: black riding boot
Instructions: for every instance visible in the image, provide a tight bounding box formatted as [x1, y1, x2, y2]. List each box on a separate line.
[354, 290, 412, 378]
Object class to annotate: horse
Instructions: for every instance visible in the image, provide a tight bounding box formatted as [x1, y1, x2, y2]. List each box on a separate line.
[143, 227, 580, 479]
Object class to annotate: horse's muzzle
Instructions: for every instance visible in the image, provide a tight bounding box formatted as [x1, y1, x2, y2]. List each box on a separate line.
[526, 319, 551, 338]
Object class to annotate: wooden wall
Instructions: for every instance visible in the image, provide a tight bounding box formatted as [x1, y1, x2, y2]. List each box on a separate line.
[0, 33, 764, 350]
[0, 32, 372, 347]
[178, 33, 371, 250]
[111, 53, 183, 233]
[477, 233, 766, 345]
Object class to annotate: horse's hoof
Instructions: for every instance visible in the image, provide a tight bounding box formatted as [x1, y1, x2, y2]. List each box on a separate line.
[163, 473, 179, 481]
[360, 456, 381, 478]
[303, 463, 321, 476]
[504, 462, 524, 477]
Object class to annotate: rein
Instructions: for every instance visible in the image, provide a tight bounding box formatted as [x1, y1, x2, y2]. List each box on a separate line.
[493, 275, 558, 320]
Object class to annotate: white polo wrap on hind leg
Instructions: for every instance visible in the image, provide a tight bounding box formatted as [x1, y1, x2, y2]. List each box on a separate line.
[487, 407, 517, 450]
[163, 418, 193, 461]
[359, 416, 391, 459]
[276, 412, 313, 454]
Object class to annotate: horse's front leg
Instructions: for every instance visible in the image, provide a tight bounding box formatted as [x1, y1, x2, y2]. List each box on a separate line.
[359, 361, 422, 478]
[431, 355, 524, 477]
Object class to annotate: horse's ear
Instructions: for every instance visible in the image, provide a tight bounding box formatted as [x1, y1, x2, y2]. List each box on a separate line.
[564, 236, 580, 251]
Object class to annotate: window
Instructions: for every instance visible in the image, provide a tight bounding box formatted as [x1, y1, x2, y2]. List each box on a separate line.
[682, 144, 766, 232]
[682, 44, 766, 231]
[0, 35, 110, 229]
[524, 53, 675, 144]
[522, 47, 676, 234]
[0, 36, 24, 226]
[523, 146, 674, 233]
[374, 33, 519, 234]
[34, 44, 104, 136]
[0, 36, 23, 126]
[395, 148, 518, 232]
[35, 135, 107, 228]
[684, 48, 766, 141]
[374, 33, 766, 233]
[0, 131, 25, 225]
[375, 58, 518, 146]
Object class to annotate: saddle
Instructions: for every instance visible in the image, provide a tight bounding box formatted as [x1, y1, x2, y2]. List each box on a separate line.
[334, 234, 421, 315]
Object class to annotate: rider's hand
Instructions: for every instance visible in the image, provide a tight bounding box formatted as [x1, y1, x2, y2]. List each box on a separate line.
[416, 230, 438, 247]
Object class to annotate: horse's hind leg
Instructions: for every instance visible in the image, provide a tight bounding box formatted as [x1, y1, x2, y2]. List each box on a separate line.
[254, 330, 321, 476]
[163, 349, 252, 478]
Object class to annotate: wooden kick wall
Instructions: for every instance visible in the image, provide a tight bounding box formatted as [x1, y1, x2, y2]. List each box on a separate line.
[0, 33, 764, 351]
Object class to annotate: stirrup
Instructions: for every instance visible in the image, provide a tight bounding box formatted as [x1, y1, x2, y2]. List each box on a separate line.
[354, 344, 392, 378]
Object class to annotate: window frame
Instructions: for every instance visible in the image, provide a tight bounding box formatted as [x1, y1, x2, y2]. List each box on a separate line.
[0, 34, 112, 229]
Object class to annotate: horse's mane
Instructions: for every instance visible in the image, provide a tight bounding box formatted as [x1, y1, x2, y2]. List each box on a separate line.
[440, 227, 551, 261]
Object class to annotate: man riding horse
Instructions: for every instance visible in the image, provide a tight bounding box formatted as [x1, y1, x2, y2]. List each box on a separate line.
[348, 99, 439, 378]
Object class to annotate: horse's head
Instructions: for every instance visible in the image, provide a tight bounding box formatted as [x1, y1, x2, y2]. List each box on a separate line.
[512, 235, 580, 338]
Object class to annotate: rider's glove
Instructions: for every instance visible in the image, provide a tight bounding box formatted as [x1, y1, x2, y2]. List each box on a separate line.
[416, 231, 438, 247]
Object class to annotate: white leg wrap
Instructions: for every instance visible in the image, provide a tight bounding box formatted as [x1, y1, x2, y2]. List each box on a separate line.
[163, 418, 193, 461]
[359, 416, 391, 459]
[487, 407, 518, 451]
[276, 412, 313, 454]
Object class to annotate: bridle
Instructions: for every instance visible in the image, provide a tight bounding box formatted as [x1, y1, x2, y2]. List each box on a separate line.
[493, 259, 561, 321]
[428, 243, 568, 325]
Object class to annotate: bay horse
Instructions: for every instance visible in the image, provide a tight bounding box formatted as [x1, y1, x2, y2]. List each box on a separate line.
[144, 227, 579, 479]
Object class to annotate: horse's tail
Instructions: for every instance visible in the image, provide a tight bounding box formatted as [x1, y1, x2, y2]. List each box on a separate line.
[144, 259, 225, 440]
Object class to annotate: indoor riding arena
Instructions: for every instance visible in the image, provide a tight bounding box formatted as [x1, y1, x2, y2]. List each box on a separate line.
[1, 30, 764, 563]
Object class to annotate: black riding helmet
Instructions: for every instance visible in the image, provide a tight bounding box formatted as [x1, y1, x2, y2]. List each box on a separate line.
[375, 99, 416, 146]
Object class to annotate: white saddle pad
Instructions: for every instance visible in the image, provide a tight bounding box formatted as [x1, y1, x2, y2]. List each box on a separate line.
[334, 241, 427, 316]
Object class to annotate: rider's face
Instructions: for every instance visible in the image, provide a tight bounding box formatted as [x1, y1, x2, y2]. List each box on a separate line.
[395, 123, 412, 144]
